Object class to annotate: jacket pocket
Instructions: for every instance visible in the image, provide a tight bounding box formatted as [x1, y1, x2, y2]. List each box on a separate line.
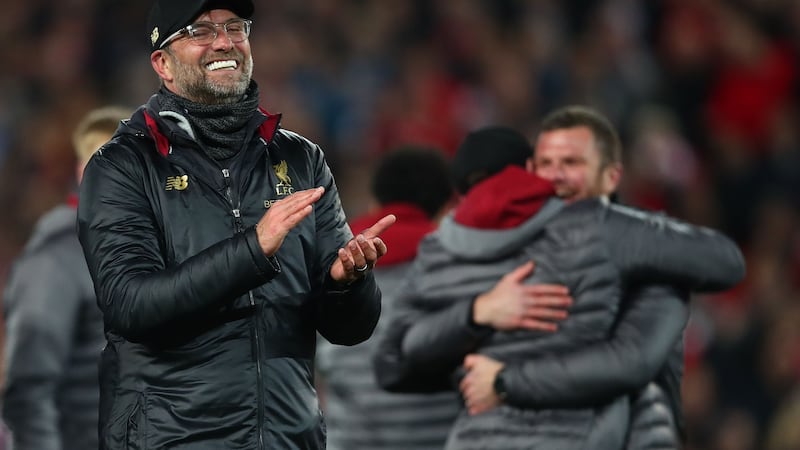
[125, 394, 146, 450]
[104, 391, 146, 450]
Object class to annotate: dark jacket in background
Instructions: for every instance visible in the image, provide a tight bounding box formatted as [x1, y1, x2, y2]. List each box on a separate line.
[3, 203, 104, 450]
[78, 94, 381, 450]
[375, 166, 744, 450]
[317, 203, 461, 450]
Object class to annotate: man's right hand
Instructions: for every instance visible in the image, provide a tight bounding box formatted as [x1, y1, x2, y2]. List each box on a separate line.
[256, 187, 325, 256]
[472, 261, 572, 332]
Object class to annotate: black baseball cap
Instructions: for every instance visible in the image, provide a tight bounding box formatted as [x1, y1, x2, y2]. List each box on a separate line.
[147, 0, 255, 51]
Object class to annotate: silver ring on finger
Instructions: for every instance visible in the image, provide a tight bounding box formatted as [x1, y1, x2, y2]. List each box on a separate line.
[355, 263, 369, 273]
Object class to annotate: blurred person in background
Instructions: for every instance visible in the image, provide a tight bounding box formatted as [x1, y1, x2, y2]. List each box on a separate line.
[764, 386, 800, 450]
[2, 105, 130, 450]
[454, 106, 742, 449]
[316, 145, 459, 450]
[375, 115, 745, 449]
[76, 0, 395, 448]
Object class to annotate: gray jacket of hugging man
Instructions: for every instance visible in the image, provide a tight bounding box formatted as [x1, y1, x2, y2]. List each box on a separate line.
[374, 125, 745, 450]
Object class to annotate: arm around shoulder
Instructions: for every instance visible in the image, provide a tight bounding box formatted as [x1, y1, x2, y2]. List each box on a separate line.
[602, 204, 746, 292]
[374, 292, 491, 393]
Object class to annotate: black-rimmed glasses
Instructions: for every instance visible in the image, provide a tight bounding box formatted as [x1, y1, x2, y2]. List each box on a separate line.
[160, 18, 252, 49]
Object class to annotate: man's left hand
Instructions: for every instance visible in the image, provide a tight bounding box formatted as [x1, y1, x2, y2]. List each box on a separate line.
[460, 354, 505, 415]
[330, 214, 396, 284]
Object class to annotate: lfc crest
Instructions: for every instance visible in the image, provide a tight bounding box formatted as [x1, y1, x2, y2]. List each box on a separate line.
[273, 160, 294, 196]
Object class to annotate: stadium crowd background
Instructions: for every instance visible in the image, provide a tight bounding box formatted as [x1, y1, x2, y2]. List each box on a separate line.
[0, 0, 798, 448]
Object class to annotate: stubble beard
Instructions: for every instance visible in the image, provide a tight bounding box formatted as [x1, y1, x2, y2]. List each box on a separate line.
[554, 183, 578, 202]
[172, 53, 254, 105]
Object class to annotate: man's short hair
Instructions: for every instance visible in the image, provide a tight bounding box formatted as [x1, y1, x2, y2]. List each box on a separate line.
[72, 106, 130, 162]
[539, 105, 622, 168]
[371, 146, 454, 219]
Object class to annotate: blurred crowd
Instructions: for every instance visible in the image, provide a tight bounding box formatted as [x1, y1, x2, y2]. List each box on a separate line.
[0, 0, 798, 449]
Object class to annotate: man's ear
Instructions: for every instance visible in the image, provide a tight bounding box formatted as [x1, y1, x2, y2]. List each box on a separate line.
[525, 157, 535, 173]
[150, 50, 173, 82]
[602, 162, 623, 194]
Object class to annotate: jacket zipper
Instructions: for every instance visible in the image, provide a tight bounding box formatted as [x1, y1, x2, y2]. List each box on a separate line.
[223, 168, 266, 450]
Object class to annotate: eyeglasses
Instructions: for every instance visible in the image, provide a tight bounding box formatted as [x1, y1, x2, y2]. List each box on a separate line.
[160, 18, 252, 49]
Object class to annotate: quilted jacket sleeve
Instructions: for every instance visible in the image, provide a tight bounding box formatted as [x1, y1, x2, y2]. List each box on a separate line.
[601, 203, 746, 291]
[374, 296, 490, 393]
[499, 285, 688, 408]
[77, 140, 280, 342]
[372, 247, 494, 394]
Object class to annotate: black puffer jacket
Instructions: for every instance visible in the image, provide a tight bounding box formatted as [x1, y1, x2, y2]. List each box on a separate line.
[375, 167, 744, 450]
[78, 94, 381, 449]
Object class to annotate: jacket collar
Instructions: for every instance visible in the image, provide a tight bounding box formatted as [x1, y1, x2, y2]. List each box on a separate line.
[138, 93, 281, 158]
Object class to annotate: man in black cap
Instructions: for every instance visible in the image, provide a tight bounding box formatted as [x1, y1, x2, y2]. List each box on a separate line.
[77, 1, 395, 448]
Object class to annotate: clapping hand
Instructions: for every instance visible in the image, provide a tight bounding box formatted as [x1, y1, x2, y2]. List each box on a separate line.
[330, 214, 396, 284]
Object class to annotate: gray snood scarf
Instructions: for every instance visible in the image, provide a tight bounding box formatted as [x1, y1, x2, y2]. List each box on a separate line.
[159, 83, 260, 161]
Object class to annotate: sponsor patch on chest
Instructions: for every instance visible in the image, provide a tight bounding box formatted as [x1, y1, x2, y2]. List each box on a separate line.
[165, 175, 189, 191]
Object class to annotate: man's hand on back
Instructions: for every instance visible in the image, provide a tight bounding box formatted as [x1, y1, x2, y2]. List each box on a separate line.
[472, 261, 572, 332]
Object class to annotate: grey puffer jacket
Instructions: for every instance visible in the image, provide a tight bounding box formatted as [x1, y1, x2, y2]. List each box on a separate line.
[3, 204, 105, 450]
[375, 171, 744, 450]
[317, 205, 460, 450]
[626, 380, 682, 449]
[318, 263, 461, 450]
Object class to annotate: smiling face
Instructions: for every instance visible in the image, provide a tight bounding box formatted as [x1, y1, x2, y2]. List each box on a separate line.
[531, 126, 621, 202]
[150, 9, 253, 105]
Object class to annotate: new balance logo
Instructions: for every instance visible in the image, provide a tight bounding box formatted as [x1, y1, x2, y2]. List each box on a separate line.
[165, 175, 189, 191]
